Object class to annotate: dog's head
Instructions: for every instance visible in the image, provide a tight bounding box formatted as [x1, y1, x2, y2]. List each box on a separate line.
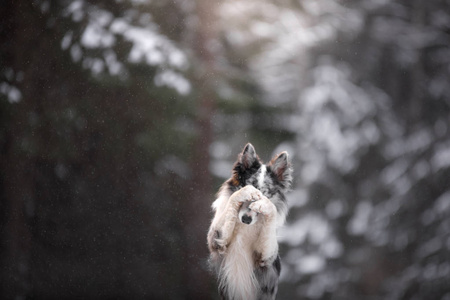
[229, 143, 293, 225]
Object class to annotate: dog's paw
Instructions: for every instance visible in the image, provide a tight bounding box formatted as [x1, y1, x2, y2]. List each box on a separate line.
[249, 199, 275, 216]
[259, 259, 269, 268]
[259, 257, 275, 268]
[237, 185, 263, 203]
[209, 230, 227, 254]
[214, 238, 227, 254]
[254, 252, 276, 268]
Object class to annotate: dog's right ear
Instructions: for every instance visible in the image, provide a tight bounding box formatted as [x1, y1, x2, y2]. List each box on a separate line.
[239, 143, 258, 169]
[230, 143, 260, 187]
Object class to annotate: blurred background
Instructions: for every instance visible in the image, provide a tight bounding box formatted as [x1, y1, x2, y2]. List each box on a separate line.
[1, 0, 449, 299]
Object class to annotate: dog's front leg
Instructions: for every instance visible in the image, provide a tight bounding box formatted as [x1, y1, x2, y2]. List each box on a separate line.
[209, 185, 263, 254]
[219, 185, 264, 252]
[207, 201, 240, 254]
[249, 198, 278, 267]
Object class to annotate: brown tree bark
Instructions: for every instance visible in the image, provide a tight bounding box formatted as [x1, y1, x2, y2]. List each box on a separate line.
[1, 2, 38, 297]
[181, 0, 218, 298]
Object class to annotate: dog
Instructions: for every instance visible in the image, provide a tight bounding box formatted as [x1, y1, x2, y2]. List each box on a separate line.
[207, 143, 293, 300]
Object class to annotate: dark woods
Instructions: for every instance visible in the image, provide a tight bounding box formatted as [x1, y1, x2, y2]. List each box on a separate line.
[0, 1, 215, 299]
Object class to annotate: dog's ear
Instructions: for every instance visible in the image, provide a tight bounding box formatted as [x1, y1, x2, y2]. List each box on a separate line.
[239, 143, 258, 169]
[269, 151, 292, 188]
[230, 143, 260, 187]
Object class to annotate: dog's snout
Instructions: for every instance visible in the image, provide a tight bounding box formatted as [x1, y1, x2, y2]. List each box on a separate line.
[241, 214, 252, 225]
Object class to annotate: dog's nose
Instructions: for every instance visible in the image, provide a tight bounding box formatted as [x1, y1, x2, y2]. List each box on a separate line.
[242, 215, 252, 224]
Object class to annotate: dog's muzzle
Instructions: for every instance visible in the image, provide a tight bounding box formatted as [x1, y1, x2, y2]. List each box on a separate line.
[239, 201, 258, 225]
[241, 214, 252, 225]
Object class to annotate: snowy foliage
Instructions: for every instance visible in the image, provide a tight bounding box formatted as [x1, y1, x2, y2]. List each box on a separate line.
[63, 0, 190, 94]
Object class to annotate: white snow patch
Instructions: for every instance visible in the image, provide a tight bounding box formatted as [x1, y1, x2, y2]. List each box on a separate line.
[154, 70, 191, 95]
[0, 82, 21, 103]
[347, 200, 372, 236]
[296, 254, 325, 274]
[431, 142, 450, 171]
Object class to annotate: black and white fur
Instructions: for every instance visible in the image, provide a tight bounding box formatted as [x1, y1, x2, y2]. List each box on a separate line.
[207, 143, 292, 300]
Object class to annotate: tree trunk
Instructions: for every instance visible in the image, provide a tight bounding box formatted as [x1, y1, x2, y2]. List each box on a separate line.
[2, 132, 34, 299]
[181, 0, 218, 298]
[1, 2, 45, 297]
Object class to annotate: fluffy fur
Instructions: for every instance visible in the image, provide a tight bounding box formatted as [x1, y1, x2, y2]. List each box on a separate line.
[207, 143, 293, 300]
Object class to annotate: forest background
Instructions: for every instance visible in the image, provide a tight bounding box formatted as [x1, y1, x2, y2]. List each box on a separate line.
[1, 0, 449, 299]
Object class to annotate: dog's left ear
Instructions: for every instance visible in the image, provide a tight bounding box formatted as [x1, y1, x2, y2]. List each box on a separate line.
[269, 151, 293, 188]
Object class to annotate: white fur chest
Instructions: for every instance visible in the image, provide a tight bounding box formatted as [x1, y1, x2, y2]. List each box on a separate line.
[219, 222, 264, 300]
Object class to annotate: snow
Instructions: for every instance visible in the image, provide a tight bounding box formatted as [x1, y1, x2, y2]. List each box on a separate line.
[325, 200, 345, 219]
[417, 237, 442, 259]
[61, 32, 73, 50]
[154, 70, 191, 95]
[279, 213, 331, 246]
[381, 159, 409, 185]
[210, 160, 233, 179]
[81, 10, 115, 48]
[286, 190, 308, 208]
[70, 44, 82, 62]
[63, 4, 190, 94]
[209, 141, 233, 159]
[295, 254, 325, 274]
[431, 142, 450, 171]
[65, 0, 85, 22]
[110, 19, 187, 69]
[0, 82, 22, 103]
[433, 191, 450, 214]
[347, 201, 372, 236]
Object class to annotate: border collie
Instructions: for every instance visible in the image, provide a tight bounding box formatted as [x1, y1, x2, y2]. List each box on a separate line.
[207, 143, 293, 300]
